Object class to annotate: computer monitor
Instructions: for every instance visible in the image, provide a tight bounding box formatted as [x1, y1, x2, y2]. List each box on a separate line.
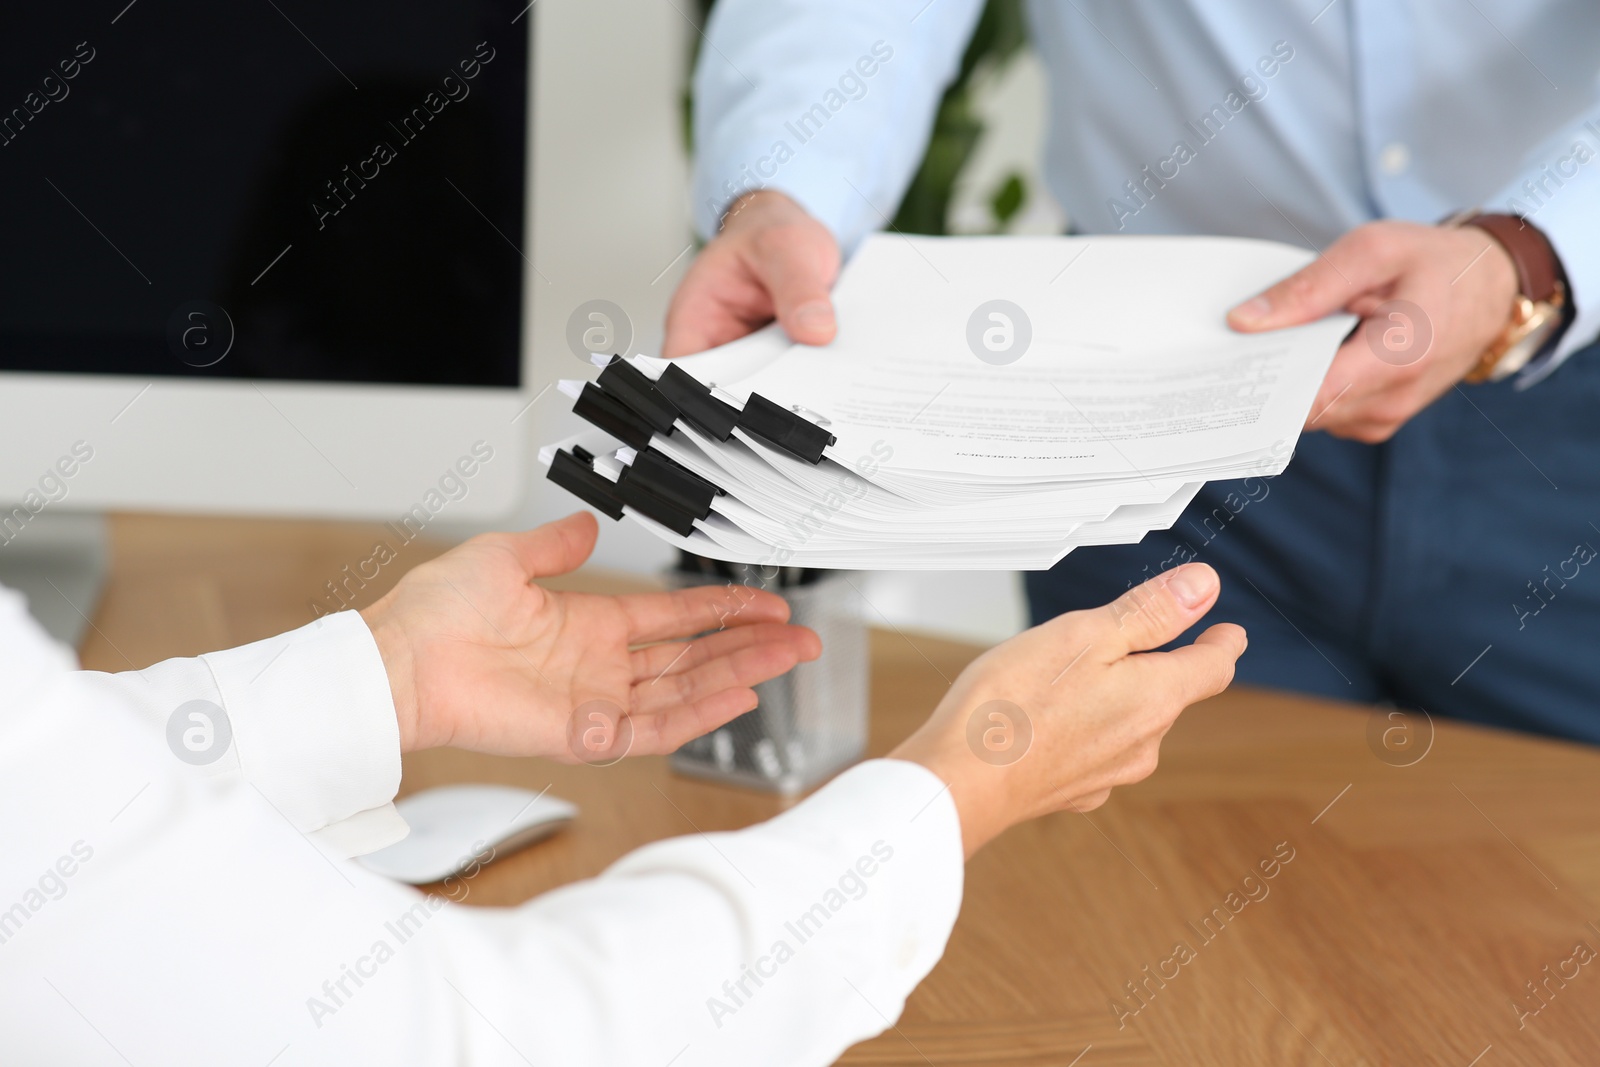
[0, 0, 536, 637]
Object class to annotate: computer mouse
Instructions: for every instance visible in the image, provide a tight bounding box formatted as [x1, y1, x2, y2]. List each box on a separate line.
[357, 784, 577, 885]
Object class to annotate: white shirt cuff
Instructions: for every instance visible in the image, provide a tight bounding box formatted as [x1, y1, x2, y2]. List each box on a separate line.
[201, 610, 404, 855]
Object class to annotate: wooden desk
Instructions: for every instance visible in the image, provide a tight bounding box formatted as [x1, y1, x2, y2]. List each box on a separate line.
[86, 515, 1600, 1065]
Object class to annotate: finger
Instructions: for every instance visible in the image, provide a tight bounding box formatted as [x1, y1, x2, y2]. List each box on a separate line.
[631, 687, 761, 756]
[1306, 272, 1447, 440]
[1074, 563, 1223, 659]
[1303, 339, 1365, 429]
[1303, 334, 1400, 433]
[619, 583, 791, 644]
[1133, 622, 1248, 707]
[485, 512, 598, 579]
[1323, 418, 1404, 445]
[629, 622, 821, 682]
[749, 224, 840, 347]
[1059, 789, 1112, 813]
[1228, 228, 1401, 332]
[633, 638, 807, 717]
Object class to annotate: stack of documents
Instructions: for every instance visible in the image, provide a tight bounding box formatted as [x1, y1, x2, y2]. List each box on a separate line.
[540, 235, 1355, 570]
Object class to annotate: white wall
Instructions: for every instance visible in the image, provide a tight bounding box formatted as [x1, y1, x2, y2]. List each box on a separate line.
[496, 0, 696, 576]
[444, 0, 1060, 645]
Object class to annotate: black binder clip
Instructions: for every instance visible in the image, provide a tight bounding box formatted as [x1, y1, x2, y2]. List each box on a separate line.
[737, 393, 836, 464]
[572, 382, 653, 450]
[614, 475, 698, 536]
[597, 357, 679, 435]
[653, 363, 740, 441]
[620, 448, 721, 521]
[546, 449, 625, 520]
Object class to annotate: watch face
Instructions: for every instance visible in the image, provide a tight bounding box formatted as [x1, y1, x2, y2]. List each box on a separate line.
[1493, 304, 1561, 381]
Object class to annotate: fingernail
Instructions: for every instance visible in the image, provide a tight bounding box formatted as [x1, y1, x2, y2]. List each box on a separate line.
[1166, 565, 1216, 610]
[792, 301, 834, 335]
[1231, 295, 1271, 323]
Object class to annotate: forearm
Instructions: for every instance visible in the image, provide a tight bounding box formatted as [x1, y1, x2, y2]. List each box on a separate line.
[3, 674, 962, 1067]
[437, 759, 963, 1065]
[70, 609, 406, 855]
[693, 0, 983, 251]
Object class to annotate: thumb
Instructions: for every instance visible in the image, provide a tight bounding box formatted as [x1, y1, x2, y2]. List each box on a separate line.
[1227, 230, 1395, 332]
[1086, 563, 1223, 657]
[1138, 621, 1248, 707]
[493, 511, 598, 579]
[750, 226, 839, 347]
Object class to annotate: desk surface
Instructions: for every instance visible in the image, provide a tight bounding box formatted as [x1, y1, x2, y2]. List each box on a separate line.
[85, 515, 1600, 1066]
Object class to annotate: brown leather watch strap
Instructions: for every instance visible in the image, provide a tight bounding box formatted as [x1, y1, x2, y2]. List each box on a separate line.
[1458, 213, 1563, 302]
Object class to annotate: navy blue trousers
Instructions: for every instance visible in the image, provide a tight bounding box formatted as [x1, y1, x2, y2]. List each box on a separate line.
[1027, 341, 1600, 745]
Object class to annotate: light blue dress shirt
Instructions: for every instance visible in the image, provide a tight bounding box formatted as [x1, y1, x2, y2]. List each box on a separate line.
[692, 0, 1600, 374]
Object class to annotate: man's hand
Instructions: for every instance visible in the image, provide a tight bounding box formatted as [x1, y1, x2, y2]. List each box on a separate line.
[662, 190, 840, 358]
[1228, 220, 1519, 443]
[891, 564, 1246, 857]
[359, 512, 820, 760]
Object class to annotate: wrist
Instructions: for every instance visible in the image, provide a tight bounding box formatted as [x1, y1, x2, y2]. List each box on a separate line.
[358, 598, 420, 752]
[1449, 212, 1572, 382]
[1459, 212, 1567, 297]
[890, 727, 1011, 860]
[720, 188, 804, 235]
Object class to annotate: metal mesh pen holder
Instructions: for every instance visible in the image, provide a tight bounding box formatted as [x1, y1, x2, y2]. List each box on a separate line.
[667, 567, 868, 795]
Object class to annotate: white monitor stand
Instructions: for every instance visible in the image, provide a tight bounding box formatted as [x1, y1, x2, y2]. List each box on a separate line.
[0, 513, 109, 646]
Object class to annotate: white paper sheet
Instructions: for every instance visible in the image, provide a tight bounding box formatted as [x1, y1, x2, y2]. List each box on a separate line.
[641, 235, 1352, 482]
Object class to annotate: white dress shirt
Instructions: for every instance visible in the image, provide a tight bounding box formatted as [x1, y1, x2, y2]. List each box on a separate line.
[693, 0, 1600, 379]
[0, 585, 963, 1066]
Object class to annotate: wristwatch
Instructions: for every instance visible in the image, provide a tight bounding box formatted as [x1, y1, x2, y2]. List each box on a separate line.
[1445, 211, 1570, 384]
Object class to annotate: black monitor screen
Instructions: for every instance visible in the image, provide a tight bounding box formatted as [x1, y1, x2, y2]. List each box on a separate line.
[0, 1, 528, 386]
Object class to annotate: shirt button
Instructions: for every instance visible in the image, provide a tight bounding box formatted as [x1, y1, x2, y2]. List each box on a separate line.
[1379, 142, 1411, 176]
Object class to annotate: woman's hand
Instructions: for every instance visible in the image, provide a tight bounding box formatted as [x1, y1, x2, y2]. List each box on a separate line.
[892, 563, 1246, 857]
[360, 512, 820, 761]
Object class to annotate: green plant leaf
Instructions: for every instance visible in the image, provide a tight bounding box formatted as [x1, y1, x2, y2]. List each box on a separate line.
[989, 172, 1027, 227]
